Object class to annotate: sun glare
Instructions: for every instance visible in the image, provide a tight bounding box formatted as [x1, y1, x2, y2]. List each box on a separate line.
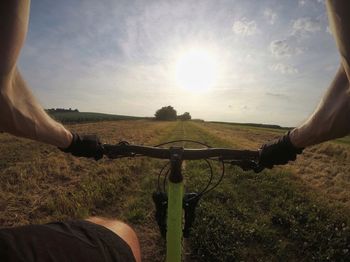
[175, 49, 218, 92]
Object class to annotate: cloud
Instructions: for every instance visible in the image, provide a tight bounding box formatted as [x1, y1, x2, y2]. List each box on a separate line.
[292, 17, 321, 36]
[270, 39, 301, 57]
[298, 0, 324, 6]
[269, 17, 322, 60]
[269, 63, 298, 74]
[263, 9, 277, 25]
[232, 18, 257, 36]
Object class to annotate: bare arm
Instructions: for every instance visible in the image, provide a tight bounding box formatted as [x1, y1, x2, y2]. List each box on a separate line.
[0, 0, 72, 148]
[289, 0, 350, 148]
[290, 66, 350, 147]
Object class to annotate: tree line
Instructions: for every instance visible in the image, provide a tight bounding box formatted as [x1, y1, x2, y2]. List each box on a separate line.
[46, 106, 190, 121]
[46, 108, 79, 113]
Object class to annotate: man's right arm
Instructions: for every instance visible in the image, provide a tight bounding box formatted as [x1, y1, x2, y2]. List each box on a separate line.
[289, 0, 350, 148]
[258, 0, 350, 169]
[259, 66, 350, 170]
[289, 65, 350, 148]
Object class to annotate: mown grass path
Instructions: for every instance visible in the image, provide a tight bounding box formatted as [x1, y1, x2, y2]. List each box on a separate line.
[1, 120, 350, 261]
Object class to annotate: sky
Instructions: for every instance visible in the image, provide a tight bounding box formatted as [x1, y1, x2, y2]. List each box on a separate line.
[19, 0, 340, 126]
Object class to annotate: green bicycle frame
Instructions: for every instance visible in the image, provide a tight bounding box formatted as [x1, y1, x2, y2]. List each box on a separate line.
[166, 181, 184, 262]
[166, 148, 184, 262]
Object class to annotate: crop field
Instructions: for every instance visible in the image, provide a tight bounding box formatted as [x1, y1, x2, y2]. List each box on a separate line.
[48, 111, 146, 123]
[1, 120, 350, 261]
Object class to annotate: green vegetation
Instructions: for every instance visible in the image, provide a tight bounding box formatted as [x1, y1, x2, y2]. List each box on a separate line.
[48, 111, 145, 123]
[192, 170, 350, 261]
[210, 121, 290, 132]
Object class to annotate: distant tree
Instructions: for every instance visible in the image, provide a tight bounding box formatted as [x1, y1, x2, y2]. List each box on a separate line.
[155, 106, 177, 121]
[178, 112, 191, 121]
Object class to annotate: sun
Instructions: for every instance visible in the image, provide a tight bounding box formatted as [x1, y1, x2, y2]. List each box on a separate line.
[175, 49, 218, 92]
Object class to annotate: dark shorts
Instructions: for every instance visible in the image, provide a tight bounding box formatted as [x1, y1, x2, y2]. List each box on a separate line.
[0, 220, 136, 262]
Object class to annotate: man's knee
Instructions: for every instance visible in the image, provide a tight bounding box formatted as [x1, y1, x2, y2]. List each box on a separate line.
[86, 216, 141, 262]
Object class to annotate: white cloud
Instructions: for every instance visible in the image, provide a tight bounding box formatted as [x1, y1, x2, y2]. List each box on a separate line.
[269, 63, 298, 74]
[299, 0, 325, 7]
[263, 8, 277, 25]
[232, 18, 257, 36]
[269, 17, 321, 60]
[270, 39, 301, 57]
[292, 17, 321, 36]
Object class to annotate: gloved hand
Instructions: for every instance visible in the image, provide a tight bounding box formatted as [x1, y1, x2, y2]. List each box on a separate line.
[258, 132, 303, 170]
[60, 133, 103, 160]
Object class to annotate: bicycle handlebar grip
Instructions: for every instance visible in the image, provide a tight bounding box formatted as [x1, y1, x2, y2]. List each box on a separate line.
[60, 133, 103, 160]
[258, 132, 303, 171]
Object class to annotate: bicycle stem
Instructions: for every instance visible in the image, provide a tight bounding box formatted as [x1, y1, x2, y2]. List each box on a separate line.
[169, 147, 184, 183]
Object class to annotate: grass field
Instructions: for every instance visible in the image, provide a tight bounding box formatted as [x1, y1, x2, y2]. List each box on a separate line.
[48, 111, 147, 123]
[1, 120, 350, 261]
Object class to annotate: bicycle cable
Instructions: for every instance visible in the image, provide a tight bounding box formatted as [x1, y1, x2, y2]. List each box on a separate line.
[153, 139, 212, 148]
[154, 139, 226, 203]
[157, 161, 170, 192]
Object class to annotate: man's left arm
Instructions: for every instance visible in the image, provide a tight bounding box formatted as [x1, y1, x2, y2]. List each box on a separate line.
[0, 1, 102, 160]
[0, 0, 72, 148]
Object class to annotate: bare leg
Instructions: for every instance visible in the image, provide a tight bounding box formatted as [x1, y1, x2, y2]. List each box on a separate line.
[86, 216, 141, 262]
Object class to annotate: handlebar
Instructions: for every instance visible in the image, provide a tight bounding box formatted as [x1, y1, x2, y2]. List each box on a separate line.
[102, 141, 259, 162]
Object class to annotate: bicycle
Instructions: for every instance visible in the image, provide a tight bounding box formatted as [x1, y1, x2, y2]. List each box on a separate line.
[102, 140, 261, 262]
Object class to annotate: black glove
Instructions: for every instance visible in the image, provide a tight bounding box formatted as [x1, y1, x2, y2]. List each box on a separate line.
[60, 133, 103, 160]
[258, 132, 303, 170]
